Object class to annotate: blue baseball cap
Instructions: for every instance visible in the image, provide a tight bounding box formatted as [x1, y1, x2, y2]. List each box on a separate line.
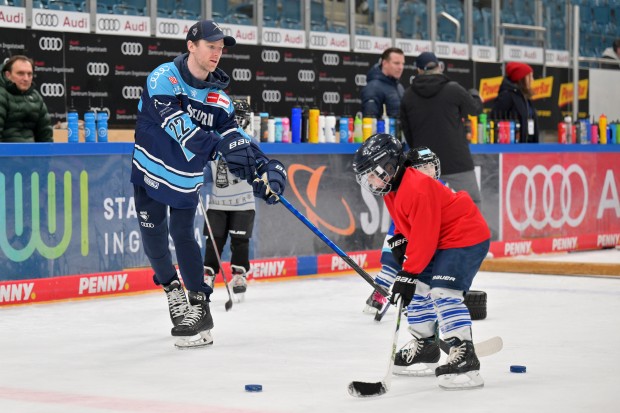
[414, 52, 439, 71]
[186, 20, 236, 46]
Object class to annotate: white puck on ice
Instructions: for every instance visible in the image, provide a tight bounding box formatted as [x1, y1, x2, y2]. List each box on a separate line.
[245, 384, 263, 392]
[510, 365, 526, 373]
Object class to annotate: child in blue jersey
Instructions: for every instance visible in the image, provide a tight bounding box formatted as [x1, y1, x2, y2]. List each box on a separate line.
[131, 20, 287, 348]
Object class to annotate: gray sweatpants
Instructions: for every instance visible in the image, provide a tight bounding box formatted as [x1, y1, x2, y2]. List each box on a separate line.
[441, 169, 482, 210]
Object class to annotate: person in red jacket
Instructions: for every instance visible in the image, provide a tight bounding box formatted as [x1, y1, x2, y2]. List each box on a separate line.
[353, 133, 491, 391]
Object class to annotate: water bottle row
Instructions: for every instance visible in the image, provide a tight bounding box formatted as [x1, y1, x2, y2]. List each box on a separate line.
[67, 110, 108, 143]
[251, 106, 398, 144]
[558, 114, 619, 144]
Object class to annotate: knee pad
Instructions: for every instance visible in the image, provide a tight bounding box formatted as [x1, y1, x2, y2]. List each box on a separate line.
[430, 287, 465, 303]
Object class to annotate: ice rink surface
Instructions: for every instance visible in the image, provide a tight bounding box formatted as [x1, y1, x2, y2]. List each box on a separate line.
[1, 249, 619, 413]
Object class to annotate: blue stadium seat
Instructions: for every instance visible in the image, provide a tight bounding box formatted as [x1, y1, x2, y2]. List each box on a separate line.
[281, 0, 302, 29]
[178, 0, 201, 17]
[81, 1, 109, 12]
[125, 0, 147, 15]
[112, 3, 140, 15]
[311, 0, 328, 32]
[212, 0, 228, 19]
[171, 8, 200, 21]
[397, 1, 427, 40]
[48, 0, 77, 11]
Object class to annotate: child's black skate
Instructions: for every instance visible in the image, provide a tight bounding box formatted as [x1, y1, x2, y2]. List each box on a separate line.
[204, 266, 216, 289]
[230, 265, 247, 294]
[393, 335, 440, 376]
[172, 291, 214, 349]
[162, 279, 189, 327]
[435, 337, 484, 390]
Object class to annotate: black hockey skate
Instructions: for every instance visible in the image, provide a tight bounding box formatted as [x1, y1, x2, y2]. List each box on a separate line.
[230, 265, 247, 294]
[435, 337, 484, 390]
[172, 291, 214, 349]
[393, 335, 440, 376]
[162, 279, 189, 327]
[204, 266, 216, 289]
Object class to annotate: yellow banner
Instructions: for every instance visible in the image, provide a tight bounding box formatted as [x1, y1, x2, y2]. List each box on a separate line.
[531, 76, 553, 100]
[478, 76, 503, 102]
[558, 79, 589, 107]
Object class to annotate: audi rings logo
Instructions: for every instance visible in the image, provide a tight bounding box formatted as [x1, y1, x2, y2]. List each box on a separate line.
[477, 49, 491, 59]
[506, 164, 588, 231]
[355, 74, 367, 86]
[261, 50, 280, 63]
[98, 18, 121, 31]
[262, 90, 281, 103]
[121, 42, 143, 56]
[436, 45, 450, 55]
[40, 83, 65, 97]
[122, 86, 143, 99]
[509, 49, 522, 59]
[34, 13, 59, 27]
[158, 22, 180, 35]
[322, 53, 339, 66]
[400, 43, 414, 54]
[232, 69, 252, 81]
[298, 70, 315, 82]
[87, 62, 110, 76]
[355, 39, 372, 50]
[310, 35, 328, 47]
[322, 92, 340, 104]
[39, 37, 63, 51]
[263, 31, 282, 43]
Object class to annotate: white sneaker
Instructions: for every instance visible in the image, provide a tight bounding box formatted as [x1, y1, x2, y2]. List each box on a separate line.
[230, 265, 248, 294]
[204, 266, 216, 288]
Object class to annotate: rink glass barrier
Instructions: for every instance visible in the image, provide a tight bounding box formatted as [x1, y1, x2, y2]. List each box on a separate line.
[0, 143, 618, 305]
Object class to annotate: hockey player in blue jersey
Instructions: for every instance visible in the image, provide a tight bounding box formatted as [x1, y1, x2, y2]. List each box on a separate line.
[131, 20, 287, 348]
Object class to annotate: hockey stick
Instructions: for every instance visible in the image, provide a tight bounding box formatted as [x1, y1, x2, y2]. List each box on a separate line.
[198, 193, 234, 311]
[374, 302, 391, 322]
[348, 297, 404, 397]
[277, 194, 390, 298]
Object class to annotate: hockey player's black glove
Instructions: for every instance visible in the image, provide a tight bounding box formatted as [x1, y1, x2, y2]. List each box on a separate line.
[387, 233, 408, 266]
[390, 270, 417, 305]
[215, 135, 256, 182]
[253, 159, 287, 205]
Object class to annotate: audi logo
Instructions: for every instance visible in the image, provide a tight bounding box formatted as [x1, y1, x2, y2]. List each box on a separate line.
[506, 164, 588, 231]
[87, 62, 110, 77]
[436, 45, 450, 54]
[261, 50, 280, 63]
[322, 92, 340, 104]
[297, 70, 315, 82]
[262, 90, 281, 103]
[263, 31, 282, 43]
[322, 53, 339, 66]
[39, 37, 63, 51]
[121, 42, 143, 56]
[122, 86, 143, 99]
[310, 35, 328, 47]
[355, 74, 367, 86]
[477, 49, 491, 59]
[232, 68, 252, 81]
[98, 18, 121, 32]
[400, 43, 414, 54]
[34, 13, 59, 27]
[509, 49, 522, 58]
[158, 22, 180, 35]
[355, 39, 372, 50]
[40, 83, 65, 97]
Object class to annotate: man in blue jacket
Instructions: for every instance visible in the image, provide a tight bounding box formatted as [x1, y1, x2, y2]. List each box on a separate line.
[131, 19, 287, 348]
[361, 47, 405, 118]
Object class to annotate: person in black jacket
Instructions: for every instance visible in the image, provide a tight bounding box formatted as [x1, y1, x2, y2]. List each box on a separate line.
[400, 52, 483, 209]
[361, 47, 405, 118]
[490, 61, 539, 143]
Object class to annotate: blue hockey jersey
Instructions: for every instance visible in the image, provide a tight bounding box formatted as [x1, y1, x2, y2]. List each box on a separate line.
[131, 53, 263, 209]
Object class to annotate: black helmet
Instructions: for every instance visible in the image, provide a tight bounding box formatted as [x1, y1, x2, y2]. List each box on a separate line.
[353, 133, 405, 196]
[233, 99, 252, 130]
[410, 146, 441, 179]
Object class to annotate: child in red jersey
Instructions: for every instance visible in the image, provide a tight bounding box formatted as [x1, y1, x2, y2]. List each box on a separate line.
[353, 133, 491, 390]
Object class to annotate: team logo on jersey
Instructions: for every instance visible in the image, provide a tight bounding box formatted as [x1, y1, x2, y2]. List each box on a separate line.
[206, 92, 230, 108]
[168, 76, 178, 85]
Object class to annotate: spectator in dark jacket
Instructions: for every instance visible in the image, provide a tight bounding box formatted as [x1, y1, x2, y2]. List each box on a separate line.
[0, 55, 53, 143]
[400, 52, 483, 208]
[601, 38, 620, 69]
[490, 61, 539, 143]
[361, 47, 405, 118]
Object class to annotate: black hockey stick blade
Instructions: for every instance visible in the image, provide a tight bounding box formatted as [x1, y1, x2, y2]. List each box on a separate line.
[348, 381, 387, 397]
[224, 297, 233, 311]
[374, 303, 390, 322]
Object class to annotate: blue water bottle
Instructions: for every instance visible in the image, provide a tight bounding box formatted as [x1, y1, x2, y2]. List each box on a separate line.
[376, 119, 385, 133]
[67, 110, 79, 143]
[84, 111, 96, 142]
[291, 106, 302, 143]
[97, 111, 108, 142]
[339, 117, 349, 143]
[274, 117, 283, 142]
